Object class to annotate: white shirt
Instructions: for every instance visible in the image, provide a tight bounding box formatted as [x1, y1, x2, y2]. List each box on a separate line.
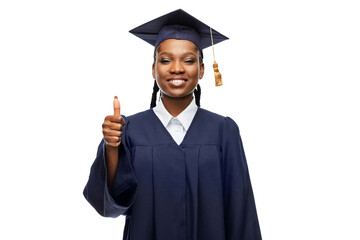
[152, 98, 198, 145]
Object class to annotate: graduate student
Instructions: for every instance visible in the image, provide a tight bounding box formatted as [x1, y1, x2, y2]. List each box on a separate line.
[84, 9, 262, 240]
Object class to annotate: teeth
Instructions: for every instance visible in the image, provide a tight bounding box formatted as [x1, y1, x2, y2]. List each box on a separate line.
[170, 79, 185, 82]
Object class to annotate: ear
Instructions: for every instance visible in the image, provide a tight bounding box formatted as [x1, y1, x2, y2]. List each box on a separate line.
[199, 62, 205, 79]
[152, 63, 155, 79]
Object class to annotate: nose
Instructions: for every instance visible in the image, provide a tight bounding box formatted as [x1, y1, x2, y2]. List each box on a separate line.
[170, 60, 185, 74]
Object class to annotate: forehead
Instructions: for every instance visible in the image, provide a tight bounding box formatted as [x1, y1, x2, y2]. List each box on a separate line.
[157, 39, 199, 54]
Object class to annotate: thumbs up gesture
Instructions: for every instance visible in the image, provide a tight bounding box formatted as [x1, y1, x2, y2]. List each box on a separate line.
[102, 96, 125, 148]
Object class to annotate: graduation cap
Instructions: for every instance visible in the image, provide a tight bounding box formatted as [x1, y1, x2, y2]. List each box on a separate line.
[129, 9, 229, 86]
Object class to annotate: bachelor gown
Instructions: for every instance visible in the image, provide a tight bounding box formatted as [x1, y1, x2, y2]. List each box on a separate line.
[83, 108, 262, 240]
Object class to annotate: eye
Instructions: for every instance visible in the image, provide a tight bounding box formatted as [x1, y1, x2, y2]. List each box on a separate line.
[159, 58, 171, 64]
[184, 58, 196, 64]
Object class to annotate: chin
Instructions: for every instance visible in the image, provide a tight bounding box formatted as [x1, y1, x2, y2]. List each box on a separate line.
[162, 91, 194, 99]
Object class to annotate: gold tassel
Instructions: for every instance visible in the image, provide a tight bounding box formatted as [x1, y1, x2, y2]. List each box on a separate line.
[213, 61, 223, 86]
[210, 27, 223, 86]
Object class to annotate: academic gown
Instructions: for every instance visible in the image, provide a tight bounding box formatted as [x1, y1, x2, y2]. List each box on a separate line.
[83, 108, 262, 240]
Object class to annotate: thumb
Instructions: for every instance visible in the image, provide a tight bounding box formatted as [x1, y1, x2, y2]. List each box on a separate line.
[113, 96, 120, 117]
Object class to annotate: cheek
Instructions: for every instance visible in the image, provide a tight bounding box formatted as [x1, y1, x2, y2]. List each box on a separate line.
[189, 66, 200, 78]
[154, 64, 166, 79]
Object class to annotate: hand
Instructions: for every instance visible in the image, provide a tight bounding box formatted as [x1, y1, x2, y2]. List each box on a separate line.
[102, 96, 125, 148]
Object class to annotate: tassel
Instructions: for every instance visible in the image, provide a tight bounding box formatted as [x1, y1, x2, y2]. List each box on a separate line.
[210, 27, 223, 86]
[213, 61, 223, 86]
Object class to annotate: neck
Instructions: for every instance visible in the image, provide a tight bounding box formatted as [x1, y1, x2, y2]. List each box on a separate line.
[161, 93, 193, 117]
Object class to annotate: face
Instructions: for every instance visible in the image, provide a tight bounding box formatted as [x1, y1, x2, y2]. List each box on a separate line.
[152, 39, 204, 99]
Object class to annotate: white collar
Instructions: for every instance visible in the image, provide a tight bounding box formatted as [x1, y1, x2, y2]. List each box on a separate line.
[152, 97, 198, 131]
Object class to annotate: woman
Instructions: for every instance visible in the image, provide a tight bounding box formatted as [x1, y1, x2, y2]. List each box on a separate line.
[84, 9, 262, 240]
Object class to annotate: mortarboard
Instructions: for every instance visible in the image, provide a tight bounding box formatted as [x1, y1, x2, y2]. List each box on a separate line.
[129, 9, 228, 86]
[129, 9, 228, 50]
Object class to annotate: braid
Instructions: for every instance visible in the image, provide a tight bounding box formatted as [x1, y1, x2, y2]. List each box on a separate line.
[194, 84, 201, 107]
[150, 80, 160, 108]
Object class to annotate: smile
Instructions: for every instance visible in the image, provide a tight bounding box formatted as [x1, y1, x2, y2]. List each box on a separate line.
[167, 79, 187, 82]
[167, 78, 188, 87]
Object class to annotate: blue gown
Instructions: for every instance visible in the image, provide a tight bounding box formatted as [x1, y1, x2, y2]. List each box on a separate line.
[84, 108, 262, 240]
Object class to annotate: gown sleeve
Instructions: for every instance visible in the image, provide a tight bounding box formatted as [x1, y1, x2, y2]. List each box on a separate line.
[83, 120, 137, 218]
[222, 117, 262, 240]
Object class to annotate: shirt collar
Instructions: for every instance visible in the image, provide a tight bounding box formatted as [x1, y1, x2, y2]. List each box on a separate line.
[152, 97, 198, 131]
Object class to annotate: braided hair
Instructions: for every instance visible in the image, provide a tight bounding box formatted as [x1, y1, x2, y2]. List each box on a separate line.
[194, 84, 201, 107]
[150, 44, 203, 108]
[150, 80, 160, 108]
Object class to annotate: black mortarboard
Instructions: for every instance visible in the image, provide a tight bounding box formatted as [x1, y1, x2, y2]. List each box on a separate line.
[129, 9, 228, 50]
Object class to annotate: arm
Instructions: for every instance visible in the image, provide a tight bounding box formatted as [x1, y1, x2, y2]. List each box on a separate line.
[222, 117, 262, 240]
[102, 96, 124, 191]
[105, 144, 119, 191]
[83, 97, 137, 217]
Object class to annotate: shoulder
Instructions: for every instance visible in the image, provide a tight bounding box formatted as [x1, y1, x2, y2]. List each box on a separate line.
[199, 109, 244, 150]
[122, 109, 156, 136]
[193, 108, 240, 146]
[123, 109, 154, 123]
[198, 108, 239, 131]
[197, 108, 225, 122]
[121, 109, 160, 146]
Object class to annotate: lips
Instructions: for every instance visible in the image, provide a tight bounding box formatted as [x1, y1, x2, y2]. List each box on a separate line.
[167, 78, 188, 87]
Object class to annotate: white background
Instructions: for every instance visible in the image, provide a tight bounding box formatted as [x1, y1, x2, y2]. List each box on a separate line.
[1, 0, 359, 239]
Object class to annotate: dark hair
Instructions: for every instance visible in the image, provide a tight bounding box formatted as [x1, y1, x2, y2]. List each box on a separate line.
[150, 43, 203, 108]
[150, 80, 160, 108]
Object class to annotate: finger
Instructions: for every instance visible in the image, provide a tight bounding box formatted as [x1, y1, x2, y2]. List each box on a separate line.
[105, 115, 121, 123]
[110, 123, 124, 131]
[103, 121, 123, 131]
[113, 96, 120, 117]
[104, 136, 121, 143]
[119, 116, 125, 126]
[103, 128, 123, 137]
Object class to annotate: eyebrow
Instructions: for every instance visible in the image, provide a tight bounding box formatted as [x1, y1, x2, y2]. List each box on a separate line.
[158, 52, 198, 57]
